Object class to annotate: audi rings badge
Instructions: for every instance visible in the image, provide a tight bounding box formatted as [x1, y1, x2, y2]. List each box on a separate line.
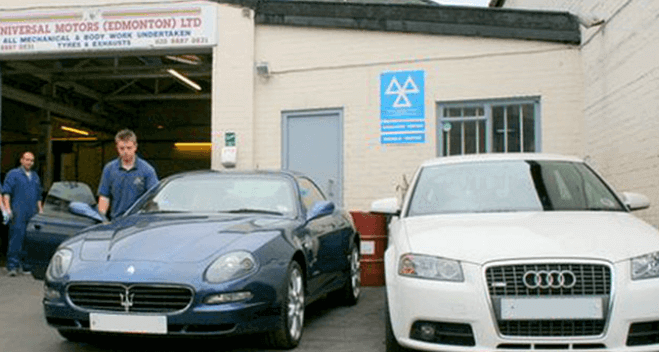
[523, 270, 577, 289]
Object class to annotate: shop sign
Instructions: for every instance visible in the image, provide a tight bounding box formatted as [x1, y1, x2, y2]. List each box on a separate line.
[380, 70, 425, 144]
[0, 2, 217, 54]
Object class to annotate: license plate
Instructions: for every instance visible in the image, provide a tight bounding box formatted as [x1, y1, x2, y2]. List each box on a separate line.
[500, 297, 603, 320]
[90, 313, 167, 334]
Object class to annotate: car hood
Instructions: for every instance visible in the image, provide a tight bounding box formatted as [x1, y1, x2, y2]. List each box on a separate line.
[401, 212, 659, 264]
[77, 214, 292, 263]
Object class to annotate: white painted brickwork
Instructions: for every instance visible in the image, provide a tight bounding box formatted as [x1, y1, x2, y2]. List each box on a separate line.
[254, 25, 584, 211]
[0, 0, 586, 214]
[210, 5, 255, 170]
[503, 0, 659, 226]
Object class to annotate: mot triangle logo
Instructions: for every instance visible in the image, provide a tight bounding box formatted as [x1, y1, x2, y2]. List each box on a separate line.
[385, 75, 420, 108]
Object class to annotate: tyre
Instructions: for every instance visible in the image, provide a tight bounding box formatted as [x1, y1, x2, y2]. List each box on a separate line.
[385, 299, 412, 352]
[337, 244, 361, 306]
[266, 261, 305, 349]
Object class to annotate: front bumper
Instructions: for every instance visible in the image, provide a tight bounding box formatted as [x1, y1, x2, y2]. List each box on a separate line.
[44, 296, 281, 336]
[43, 261, 288, 337]
[386, 258, 659, 351]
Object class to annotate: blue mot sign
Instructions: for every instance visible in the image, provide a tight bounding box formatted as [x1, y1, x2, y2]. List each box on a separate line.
[380, 70, 425, 144]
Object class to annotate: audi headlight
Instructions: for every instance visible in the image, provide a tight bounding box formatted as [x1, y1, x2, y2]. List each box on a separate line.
[205, 251, 258, 284]
[631, 251, 659, 280]
[46, 248, 73, 281]
[398, 253, 464, 282]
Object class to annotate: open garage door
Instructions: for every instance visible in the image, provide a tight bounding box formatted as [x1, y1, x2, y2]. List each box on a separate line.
[0, 52, 212, 192]
[0, 2, 217, 191]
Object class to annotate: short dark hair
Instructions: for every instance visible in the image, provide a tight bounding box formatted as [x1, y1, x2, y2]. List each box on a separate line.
[115, 129, 137, 144]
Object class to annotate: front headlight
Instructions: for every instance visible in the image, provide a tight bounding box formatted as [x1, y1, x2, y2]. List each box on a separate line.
[205, 251, 258, 283]
[398, 253, 464, 282]
[46, 248, 73, 281]
[631, 251, 659, 280]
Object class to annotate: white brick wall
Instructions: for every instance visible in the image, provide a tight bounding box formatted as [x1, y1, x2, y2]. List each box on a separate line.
[501, 0, 659, 226]
[254, 25, 584, 211]
[210, 4, 255, 170]
[0, 0, 587, 214]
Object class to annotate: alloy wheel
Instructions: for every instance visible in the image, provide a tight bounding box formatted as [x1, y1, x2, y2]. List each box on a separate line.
[287, 265, 305, 340]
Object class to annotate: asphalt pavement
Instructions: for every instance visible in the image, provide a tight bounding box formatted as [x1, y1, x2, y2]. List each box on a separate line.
[0, 269, 387, 352]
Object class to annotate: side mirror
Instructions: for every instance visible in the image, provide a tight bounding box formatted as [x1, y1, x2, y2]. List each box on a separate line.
[370, 197, 400, 216]
[69, 201, 108, 222]
[621, 192, 650, 211]
[306, 200, 335, 222]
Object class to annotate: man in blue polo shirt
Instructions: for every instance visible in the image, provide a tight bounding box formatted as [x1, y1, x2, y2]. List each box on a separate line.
[98, 129, 158, 220]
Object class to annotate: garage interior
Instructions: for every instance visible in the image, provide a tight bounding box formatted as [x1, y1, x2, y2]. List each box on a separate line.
[0, 50, 213, 193]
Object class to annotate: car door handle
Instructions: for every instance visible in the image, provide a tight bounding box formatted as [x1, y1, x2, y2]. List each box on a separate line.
[33, 224, 41, 231]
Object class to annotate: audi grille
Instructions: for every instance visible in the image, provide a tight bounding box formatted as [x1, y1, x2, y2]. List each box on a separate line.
[485, 262, 611, 337]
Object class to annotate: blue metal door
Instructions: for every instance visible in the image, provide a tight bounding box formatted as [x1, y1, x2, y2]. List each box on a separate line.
[283, 110, 343, 206]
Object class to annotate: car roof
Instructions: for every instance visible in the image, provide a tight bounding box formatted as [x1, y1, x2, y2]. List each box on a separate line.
[420, 153, 584, 167]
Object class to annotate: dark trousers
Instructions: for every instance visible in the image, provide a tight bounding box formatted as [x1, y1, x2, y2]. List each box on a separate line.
[6, 218, 27, 271]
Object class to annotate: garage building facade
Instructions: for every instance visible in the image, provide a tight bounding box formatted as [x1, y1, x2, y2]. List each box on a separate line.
[0, 0, 583, 211]
[493, 0, 659, 227]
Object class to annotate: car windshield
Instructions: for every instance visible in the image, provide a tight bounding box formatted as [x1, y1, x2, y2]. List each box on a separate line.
[406, 160, 625, 216]
[132, 174, 297, 217]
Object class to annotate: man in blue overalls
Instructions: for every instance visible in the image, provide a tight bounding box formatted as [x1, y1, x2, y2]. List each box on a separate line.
[3, 151, 43, 276]
[98, 129, 158, 220]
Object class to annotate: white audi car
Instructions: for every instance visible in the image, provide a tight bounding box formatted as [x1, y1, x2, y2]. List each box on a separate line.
[372, 153, 659, 352]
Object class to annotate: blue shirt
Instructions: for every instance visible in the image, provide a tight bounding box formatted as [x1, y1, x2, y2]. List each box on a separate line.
[3, 167, 42, 222]
[98, 156, 158, 219]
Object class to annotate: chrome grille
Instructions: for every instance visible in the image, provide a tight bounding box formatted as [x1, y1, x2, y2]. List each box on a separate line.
[485, 263, 611, 337]
[498, 320, 606, 337]
[486, 263, 611, 296]
[67, 283, 193, 313]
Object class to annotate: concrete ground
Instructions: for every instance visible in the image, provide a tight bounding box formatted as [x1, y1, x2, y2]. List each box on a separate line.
[0, 270, 387, 352]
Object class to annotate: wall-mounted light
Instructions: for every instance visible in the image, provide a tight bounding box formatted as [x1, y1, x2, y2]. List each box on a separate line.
[61, 126, 90, 136]
[167, 69, 202, 91]
[255, 62, 270, 77]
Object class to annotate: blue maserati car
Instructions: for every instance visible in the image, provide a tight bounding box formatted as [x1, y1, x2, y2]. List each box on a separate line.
[40, 170, 361, 348]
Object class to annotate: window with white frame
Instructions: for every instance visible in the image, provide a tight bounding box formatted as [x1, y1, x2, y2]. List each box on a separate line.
[437, 98, 539, 156]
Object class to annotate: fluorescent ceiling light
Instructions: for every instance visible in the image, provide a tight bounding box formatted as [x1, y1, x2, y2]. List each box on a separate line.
[167, 69, 202, 91]
[165, 55, 202, 65]
[51, 137, 98, 141]
[175, 142, 211, 147]
[61, 126, 90, 135]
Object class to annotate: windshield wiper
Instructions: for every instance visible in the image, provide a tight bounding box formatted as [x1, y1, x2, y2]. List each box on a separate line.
[225, 208, 284, 216]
